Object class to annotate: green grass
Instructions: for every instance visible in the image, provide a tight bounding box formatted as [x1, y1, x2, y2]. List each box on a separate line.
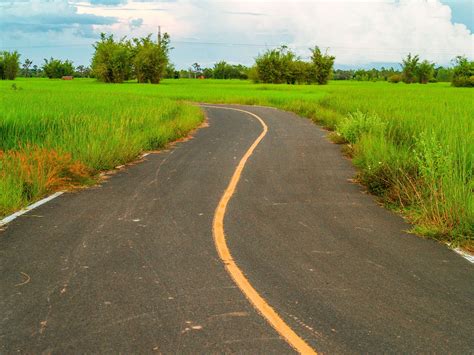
[0, 78, 204, 216]
[1, 78, 472, 247]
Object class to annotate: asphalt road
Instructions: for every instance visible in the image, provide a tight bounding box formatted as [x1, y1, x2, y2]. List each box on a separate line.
[1, 105, 473, 353]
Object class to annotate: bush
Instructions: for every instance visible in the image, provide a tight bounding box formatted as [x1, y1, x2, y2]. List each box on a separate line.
[0, 51, 21, 80]
[254, 46, 335, 85]
[255, 46, 296, 84]
[337, 111, 386, 144]
[388, 74, 402, 83]
[451, 56, 474, 87]
[310, 46, 335, 85]
[401, 53, 419, 84]
[92, 33, 133, 83]
[133, 34, 170, 84]
[42, 58, 74, 78]
[416, 60, 435, 84]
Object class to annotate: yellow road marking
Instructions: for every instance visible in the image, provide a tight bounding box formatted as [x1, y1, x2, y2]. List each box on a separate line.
[203, 105, 317, 354]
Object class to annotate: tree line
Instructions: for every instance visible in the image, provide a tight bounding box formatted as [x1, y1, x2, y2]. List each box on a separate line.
[1, 35, 473, 87]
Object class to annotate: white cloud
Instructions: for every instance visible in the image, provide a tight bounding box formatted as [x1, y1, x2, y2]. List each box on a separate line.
[2, 0, 473, 67]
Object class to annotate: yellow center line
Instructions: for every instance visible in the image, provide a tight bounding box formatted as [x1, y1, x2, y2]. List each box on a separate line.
[202, 104, 317, 355]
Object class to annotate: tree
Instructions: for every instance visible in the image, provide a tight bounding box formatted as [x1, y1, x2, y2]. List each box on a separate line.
[213, 61, 229, 79]
[416, 60, 434, 84]
[22, 58, 33, 77]
[91, 33, 133, 83]
[133, 33, 171, 84]
[451, 56, 474, 87]
[191, 62, 202, 78]
[401, 53, 419, 83]
[310, 46, 335, 85]
[291, 60, 314, 84]
[0, 51, 21, 80]
[32, 64, 39, 77]
[202, 67, 213, 78]
[255, 46, 297, 84]
[434, 66, 453, 82]
[42, 58, 74, 78]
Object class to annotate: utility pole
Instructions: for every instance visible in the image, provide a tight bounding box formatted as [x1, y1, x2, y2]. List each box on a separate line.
[158, 26, 161, 45]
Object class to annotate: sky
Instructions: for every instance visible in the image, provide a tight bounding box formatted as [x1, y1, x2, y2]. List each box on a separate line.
[0, 0, 473, 70]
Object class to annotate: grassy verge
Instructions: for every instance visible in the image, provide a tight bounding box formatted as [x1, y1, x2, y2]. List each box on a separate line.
[1, 78, 472, 248]
[0, 79, 203, 216]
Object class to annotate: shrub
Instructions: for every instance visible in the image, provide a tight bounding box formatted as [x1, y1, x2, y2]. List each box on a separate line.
[255, 46, 296, 84]
[42, 58, 74, 78]
[0, 51, 21, 80]
[337, 111, 386, 144]
[388, 74, 402, 83]
[451, 56, 474, 87]
[132, 34, 170, 84]
[92, 33, 133, 83]
[310, 46, 335, 85]
[401, 53, 419, 83]
[416, 60, 435, 84]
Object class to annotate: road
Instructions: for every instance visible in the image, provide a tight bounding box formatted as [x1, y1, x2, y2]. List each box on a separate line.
[1, 105, 473, 353]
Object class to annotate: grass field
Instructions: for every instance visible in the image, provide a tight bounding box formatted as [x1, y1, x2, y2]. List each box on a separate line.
[1, 78, 472, 247]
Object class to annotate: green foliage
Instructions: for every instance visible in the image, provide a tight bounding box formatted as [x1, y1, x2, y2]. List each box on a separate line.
[0, 51, 21, 80]
[310, 46, 335, 85]
[291, 60, 314, 84]
[254, 46, 334, 85]
[416, 60, 435, 84]
[255, 46, 297, 84]
[388, 74, 402, 83]
[435, 67, 453, 82]
[401, 53, 419, 83]
[451, 56, 474, 87]
[212, 61, 248, 79]
[337, 111, 386, 144]
[42, 58, 74, 79]
[0, 78, 203, 215]
[133, 34, 170, 83]
[91, 33, 133, 83]
[92, 32, 170, 84]
[21, 58, 33, 77]
[74, 65, 91, 78]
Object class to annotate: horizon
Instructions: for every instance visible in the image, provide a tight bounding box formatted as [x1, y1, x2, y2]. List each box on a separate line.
[1, 0, 473, 70]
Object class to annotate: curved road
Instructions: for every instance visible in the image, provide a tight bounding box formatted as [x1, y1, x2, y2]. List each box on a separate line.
[1, 105, 473, 353]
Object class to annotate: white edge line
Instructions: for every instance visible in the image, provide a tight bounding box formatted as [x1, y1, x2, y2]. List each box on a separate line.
[1, 152, 150, 227]
[454, 248, 474, 264]
[0, 191, 64, 227]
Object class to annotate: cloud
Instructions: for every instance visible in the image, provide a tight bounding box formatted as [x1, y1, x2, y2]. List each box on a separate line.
[129, 17, 144, 29]
[89, 0, 128, 5]
[1, 0, 472, 68]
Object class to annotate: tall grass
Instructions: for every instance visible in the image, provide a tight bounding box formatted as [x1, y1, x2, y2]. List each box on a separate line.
[0, 79, 203, 215]
[1, 78, 472, 247]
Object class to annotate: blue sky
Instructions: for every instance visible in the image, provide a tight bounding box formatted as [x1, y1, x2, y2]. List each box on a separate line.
[0, 0, 472, 69]
[443, 0, 473, 31]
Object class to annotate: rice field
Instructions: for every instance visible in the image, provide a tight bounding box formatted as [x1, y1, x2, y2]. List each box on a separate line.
[1, 78, 472, 246]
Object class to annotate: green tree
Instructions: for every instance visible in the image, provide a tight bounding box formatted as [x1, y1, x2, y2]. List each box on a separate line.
[416, 60, 434, 84]
[22, 58, 33, 77]
[0, 51, 21, 80]
[401, 53, 419, 83]
[434, 66, 453, 82]
[291, 60, 314, 84]
[255, 46, 296, 84]
[309, 46, 335, 85]
[451, 56, 474, 87]
[92, 33, 133, 83]
[42, 58, 74, 78]
[213, 61, 230, 79]
[132, 33, 170, 84]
